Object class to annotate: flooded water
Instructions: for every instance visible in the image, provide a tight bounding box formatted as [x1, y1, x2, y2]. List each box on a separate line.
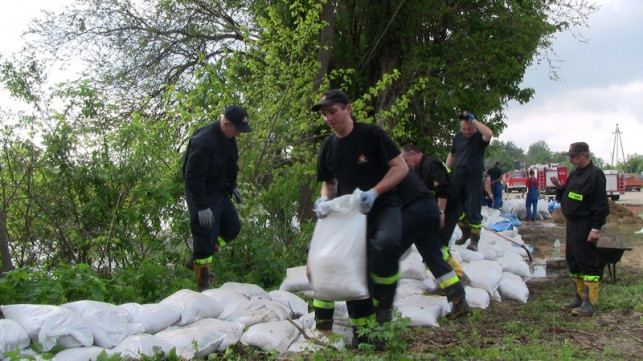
[530, 258, 567, 279]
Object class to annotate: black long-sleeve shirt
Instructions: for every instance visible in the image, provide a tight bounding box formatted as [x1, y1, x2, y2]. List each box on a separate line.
[555, 161, 609, 229]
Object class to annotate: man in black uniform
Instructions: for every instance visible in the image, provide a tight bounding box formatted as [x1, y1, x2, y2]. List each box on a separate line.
[446, 111, 493, 251]
[487, 161, 503, 209]
[402, 143, 469, 283]
[182, 105, 251, 291]
[312, 89, 408, 347]
[552, 142, 609, 316]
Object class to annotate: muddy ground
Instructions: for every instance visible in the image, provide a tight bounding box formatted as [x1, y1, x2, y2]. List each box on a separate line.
[407, 193, 643, 360]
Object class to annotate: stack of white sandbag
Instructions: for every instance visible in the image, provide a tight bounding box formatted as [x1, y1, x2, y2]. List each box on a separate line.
[501, 198, 552, 221]
[0, 282, 319, 360]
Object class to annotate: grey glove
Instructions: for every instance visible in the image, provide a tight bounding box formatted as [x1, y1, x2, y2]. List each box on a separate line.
[198, 208, 214, 228]
[231, 188, 242, 204]
[313, 196, 329, 219]
[359, 189, 378, 214]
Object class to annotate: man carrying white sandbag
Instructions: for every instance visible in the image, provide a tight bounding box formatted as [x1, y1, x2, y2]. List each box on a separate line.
[310, 89, 408, 348]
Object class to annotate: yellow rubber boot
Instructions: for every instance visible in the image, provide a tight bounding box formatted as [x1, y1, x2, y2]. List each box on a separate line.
[572, 281, 598, 316]
[561, 277, 584, 311]
[194, 263, 212, 291]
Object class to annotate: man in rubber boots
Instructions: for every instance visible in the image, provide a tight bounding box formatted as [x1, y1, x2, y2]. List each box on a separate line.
[182, 105, 250, 291]
[487, 161, 503, 209]
[446, 111, 493, 252]
[401, 143, 469, 285]
[551, 142, 609, 316]
[312, 89, 407, 348]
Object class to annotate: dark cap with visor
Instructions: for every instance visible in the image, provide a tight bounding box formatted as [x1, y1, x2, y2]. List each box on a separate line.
[311, 89, 350, 111]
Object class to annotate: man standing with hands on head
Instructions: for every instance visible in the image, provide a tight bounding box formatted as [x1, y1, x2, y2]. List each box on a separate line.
[312, 89, 408, 347]
[446, 111, 493, 251]
[183, 105, 251, 291]
[552, 142, 609, 316]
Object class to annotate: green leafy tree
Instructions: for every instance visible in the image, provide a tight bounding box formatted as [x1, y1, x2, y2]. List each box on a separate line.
[487, 140, 525, 171]
[525, 140, 553, 167]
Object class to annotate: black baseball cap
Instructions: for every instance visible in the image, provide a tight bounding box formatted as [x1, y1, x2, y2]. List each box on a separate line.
[224, 105, 251, 133]
[311, 89, 350, 111]
[567, 142, 589, 156]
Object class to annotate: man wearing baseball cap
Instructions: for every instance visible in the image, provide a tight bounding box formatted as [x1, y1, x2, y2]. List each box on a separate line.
[182, 105, 251, 291]
[551, 142, 609, 316]
[311, 89, 408, 349]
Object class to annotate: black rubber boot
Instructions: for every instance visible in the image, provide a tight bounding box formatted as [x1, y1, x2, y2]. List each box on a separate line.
[572, 282, 598, 317]
[194, 263, 211, 291]
[561, 278, 585, 311]
[374, 282, 397, 324]
[444, 283, 472, 320]
[455, 226, 471, 245]
[466, 233, 480, 252]
[314, 306, 335, 331]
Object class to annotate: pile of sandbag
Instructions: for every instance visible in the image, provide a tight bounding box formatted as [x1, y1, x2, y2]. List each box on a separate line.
[501, 198, 552, 221]
[1, 205, 533, 359]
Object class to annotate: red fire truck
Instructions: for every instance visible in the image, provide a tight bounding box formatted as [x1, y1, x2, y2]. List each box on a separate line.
[531, 163, 568, 200]
[502, 170, 527, 193]
[623, 173, 643, 192]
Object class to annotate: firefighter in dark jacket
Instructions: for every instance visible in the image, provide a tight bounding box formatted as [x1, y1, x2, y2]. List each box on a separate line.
[182, 105, 251, 291]
[552, 142, 609, 316]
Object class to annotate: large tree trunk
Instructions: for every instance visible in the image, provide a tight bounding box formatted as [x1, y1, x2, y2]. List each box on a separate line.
[0, 210, 15, 275]
[297, 0, 336, 221]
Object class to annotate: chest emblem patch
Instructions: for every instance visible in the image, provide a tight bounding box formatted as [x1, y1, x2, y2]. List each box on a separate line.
[357, 153, 369, 164]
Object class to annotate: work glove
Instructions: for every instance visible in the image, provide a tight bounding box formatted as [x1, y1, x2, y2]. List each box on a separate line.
[198, 208, 214, 228]
[313, 196, 329, 219]
[458, 112, 475, 122]
[359, 189, 378, 214]
[231, 188, 242, 204]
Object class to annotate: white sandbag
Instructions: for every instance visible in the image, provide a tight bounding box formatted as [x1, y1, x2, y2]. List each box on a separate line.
[398, 277, 432, 292]
[183, 318, 243, 352]
[537, 199, 552, 219]
[0, 319, 30, 357]
[423, 269, 438, 291]
[62, 300, 144, 349]
[219, 282, 269, 299]
[202, 288, 248, 310]
[332, 301, 351, 327]
[155, 320, 226, 359]
[464, 286, 490, 309]
[118, 303, 181, 334]
[491, 289, 502, 302]
[298, 289, 315, 298]
[1, 304, 93, 351]
[399, 250, 427, 280]
[254, 297, 290, 321]
[456, 247, 485, 263]
[308, 190, 369, 301]
[108, 334, 173, 359]
[159, 289, 223, 326]
[51, 346, 105, 361]
[294, 312, 316, 330]
[464, 260, 503, 297]
[278, 266, 311, 292]
[480, 247, 498, 261]
[240, 320, 300, 353]
[498, 253, 532, 280]
[268, 290, 309, 318]
[499, 272, 530, 303]
[394, 283, 425, 301]
[394, 295, 444, 328]
[287, 329, 345, 353]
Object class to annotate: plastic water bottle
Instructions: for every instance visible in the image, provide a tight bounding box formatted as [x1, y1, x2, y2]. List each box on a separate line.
[554, 239, 561, 260]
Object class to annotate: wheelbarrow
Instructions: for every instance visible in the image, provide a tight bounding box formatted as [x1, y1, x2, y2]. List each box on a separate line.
[597, 235, 632, 284]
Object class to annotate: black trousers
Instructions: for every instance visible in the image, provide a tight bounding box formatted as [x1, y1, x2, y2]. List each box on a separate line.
[565, 218, 600, 277]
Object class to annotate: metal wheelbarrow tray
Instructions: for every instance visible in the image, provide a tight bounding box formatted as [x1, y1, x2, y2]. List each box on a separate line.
[596, 235, 633, 284]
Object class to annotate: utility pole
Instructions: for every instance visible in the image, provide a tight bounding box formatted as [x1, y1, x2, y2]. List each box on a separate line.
[611, 123, 626, 167]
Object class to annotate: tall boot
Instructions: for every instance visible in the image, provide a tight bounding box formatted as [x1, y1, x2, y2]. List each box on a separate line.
[455, 224, 471, 245]
[446, 253, 470, 286]
[466, 232, 480, 252]
[193, 263, 211, 291]
[374, 282, 397, 324]
[313, 299, 335, 331]
[561, 278, 585, 311]
[571, 281, 598, 316]
[444, 283, 472, 320]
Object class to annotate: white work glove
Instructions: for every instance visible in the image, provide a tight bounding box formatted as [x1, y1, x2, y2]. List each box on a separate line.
[198, 208, 214, 228]
[313, 196, 330, 219]
[359, 189, 378, 214]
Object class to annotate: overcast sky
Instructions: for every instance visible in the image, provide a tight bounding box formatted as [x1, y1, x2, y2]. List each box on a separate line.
[2, 0, 642, 165]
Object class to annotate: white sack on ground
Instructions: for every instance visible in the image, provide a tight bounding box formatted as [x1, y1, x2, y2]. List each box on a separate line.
[278, 266, 311, 292]
[267, 290, 309, 319]
[202, 289, 248, 312]
[0, 318, 30, 357]
[394, 295, 444, 328]
[464, 286, 491, 309]
[159, 289, 222, 326]
[219, 282, 270, 299]
[51, 346, 105, 361]
[254, 297, 291, 321]
[182, 318, 243, 352]
[240, 320, 300, 353]
[118, 303, 181, 334]
[1, 304, 93, 351]
[499, 272, 530, 303]
[155, 321, 226, 360]
[465, 260, 503, 297]
[62, 300, 144, 349]
[308, 190, 369, 301]
[107, 334, 173, 360]
[497, 252, 532, 280]
[287, 329, 345, 353]
[399, 248, 427, 280]
[214, 297, 279, 327]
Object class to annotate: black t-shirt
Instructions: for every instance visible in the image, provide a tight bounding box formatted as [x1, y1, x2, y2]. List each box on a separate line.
[487, 166, 503, 182]
[417, 154, 460, 215]
[317, 122, 400, 204]
[396, 171, 432, 208]
[450, 131, 489, 172]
